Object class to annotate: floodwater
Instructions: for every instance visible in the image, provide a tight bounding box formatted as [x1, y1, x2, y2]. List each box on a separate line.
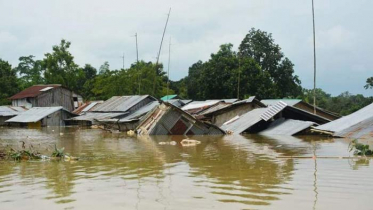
[0, 128, 372, 210]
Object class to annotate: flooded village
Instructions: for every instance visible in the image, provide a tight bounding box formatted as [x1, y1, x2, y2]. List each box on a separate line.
[2, 1, 373, 209]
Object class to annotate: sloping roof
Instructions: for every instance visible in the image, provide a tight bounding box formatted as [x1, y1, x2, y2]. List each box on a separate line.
[0, 106, 27, 117]
[222, 99, 239, 103]
[196, 102, 231, 116]
[161, 95, 178, 101]
[317, 103, 373, 133]
[221, 108, 268, 134]
[73, 101, 103, 114]
[6, 107, 65, 123]
[181, 100, 220, 111]
[333, 116, 373, 139]
[260, 101, 287, 121]
[9, 85, 62, 100]
[91, 95, 155, 112]
[167, 99, 191, 108]
[261, 99, 301, 107]
[259, 118, 316, 136]
[119, 101, 160, 122]
[69, 112, 127, 121]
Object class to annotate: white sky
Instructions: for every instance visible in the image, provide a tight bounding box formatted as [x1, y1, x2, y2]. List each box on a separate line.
[1, 0, 372, 96]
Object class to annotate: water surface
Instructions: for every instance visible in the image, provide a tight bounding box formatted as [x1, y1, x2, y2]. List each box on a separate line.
[0, 127, 372, 210]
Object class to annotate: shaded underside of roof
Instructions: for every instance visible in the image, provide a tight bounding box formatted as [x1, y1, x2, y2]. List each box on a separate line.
[0, 106, 27, 117]
[6, 107, 64, 123]
[167, 99, 190, 108]
[119, 101, 160, 122]
[91, 95, 155, 112]
[316, 103, 373, 133]
[259, 118, 316, 136]
[9, 85, 61, 100]
[69, 112, 127, 121]
[221, 108, 268, 134]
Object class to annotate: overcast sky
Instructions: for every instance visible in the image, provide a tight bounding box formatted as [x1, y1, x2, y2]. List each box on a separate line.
[1, 0, 372, 96]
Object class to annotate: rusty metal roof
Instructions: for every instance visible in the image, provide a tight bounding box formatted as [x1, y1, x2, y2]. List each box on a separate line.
[0, 106, 28, 117]
[9, 85, 62, 100]
[91, 95, 156, 112]
[6, 107, 66, 123]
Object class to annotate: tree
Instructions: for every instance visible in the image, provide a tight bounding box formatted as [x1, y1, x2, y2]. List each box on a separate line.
[364, 77, 373, 89]
[42, 39, 80, 91]
[0, 59, 20, 105]
[15, 55, 44, 88]
[239, 28, 302, 98]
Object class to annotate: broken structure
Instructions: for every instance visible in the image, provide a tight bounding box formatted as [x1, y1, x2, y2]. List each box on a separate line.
[136, 102, 225, 135]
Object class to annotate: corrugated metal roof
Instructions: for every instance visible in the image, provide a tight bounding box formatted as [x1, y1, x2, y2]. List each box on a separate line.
[0, 106, 27, 117]
[69, 112, 127, 121]
[261, 99, 301, 107]
[260, 101, 287, 121]
[6, 107, 64, 123]
[221, 108, 267, 134]
[160, 95, 178, 101]
[333, 116, 373, 139]
[196, 102, 231, 116]
[167, 99, 186, 108]
[233, 96, 256, 105]
[259, 118, 316, 136]
[316, 102, 373, 133]
[91, 95, 155, 112]
[119, 101, 160, 122]
[181, 100, 220, 111]
[9, 85, 61, 100]
[222, 99, 239, 103]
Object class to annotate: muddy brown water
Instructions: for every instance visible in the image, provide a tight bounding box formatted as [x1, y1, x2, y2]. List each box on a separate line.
[0, 127, 372, 210]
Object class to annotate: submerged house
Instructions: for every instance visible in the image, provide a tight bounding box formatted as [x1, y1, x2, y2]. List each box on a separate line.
[202, 96, 266, 127]
[181, 99, 238, 116]
[221, 101, 329, 135]
[0, 106, 28, 125]
[137, 102, 225, 135]
[6, 107, 76, 127]
[9, 84, 83, 111]
[68, 95, 157, 126]
[313, 103, 373, 138]
[261, 99, 340, 121]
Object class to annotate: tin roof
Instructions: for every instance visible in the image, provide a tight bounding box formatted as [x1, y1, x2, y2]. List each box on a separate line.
[6, 107, 65, 123]
[160, 95, 178, 101]
[72, 101, 104, 115]
[333, 116, 373, 139]
[196, 102, 231, 116]
[9, 85, 62, 100]
[0, 106, 28, 117]
[221, 108, 268, 134]
[119, 101, 160, 122]
[316, 102, 373, 136]
[261, 99, 301, 107]
[260, 101, 287, 121]
[167, 99, 191, 108]
[69, 112, 127, 121]
[91, 95, 156, 112]
[181, 100, 221, 111]
[259, 118, 316, 136]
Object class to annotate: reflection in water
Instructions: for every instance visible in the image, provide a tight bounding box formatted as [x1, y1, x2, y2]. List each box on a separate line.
[0, 128, 373, 209]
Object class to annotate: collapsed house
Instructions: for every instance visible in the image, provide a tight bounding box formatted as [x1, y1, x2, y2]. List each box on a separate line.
[0, 106, 28, 125]
[6, 107, 76, 127]
[181, 99, 238, 116]
[313, 103, 373, 138]
[136, 102, 225, 135]
[221, 101, 329, 135]
[9, 84, 83, 111]
[202, 96, 266, 127]
[72, 101, 104, 115]
[261, 99, 340, 121]
[68, 95, 157, 126]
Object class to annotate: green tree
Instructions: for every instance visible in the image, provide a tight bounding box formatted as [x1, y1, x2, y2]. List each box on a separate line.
[42, 39, 80, 91]
[239, 28, 302, 98]
[15, 55, 44, 88]
[0, 59, 20, 105]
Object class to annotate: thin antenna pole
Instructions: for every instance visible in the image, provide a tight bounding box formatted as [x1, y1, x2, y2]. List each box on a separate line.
[237, 55, 241, 99]
[312, 0, 317, 114]
[167, 37, 171, 97]
[120, 53, 125, 69]
[153, 8, 171, 95]
[135, 33, 141, 95]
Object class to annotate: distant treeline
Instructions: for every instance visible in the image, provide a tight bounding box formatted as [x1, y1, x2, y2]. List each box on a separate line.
[0, 28, 372, 116]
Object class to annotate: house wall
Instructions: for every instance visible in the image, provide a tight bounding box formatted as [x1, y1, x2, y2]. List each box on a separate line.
[212, 103, 259, 127]
[35, 87, 75, 111]
[40, 110, 74, 127]
[0, 116, 12, 126]
[12, 98, 32, 108]
[294, 103, 337, 121]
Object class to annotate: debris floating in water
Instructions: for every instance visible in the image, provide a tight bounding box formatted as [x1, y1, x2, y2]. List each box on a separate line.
[180, 139, 201, 147]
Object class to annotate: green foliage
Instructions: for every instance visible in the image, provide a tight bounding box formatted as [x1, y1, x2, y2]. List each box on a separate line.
[15, 55, 45, 89]
[51, 145, 65, 158]
[0, 59, 20, 105]
[349, 140, 373, 156]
